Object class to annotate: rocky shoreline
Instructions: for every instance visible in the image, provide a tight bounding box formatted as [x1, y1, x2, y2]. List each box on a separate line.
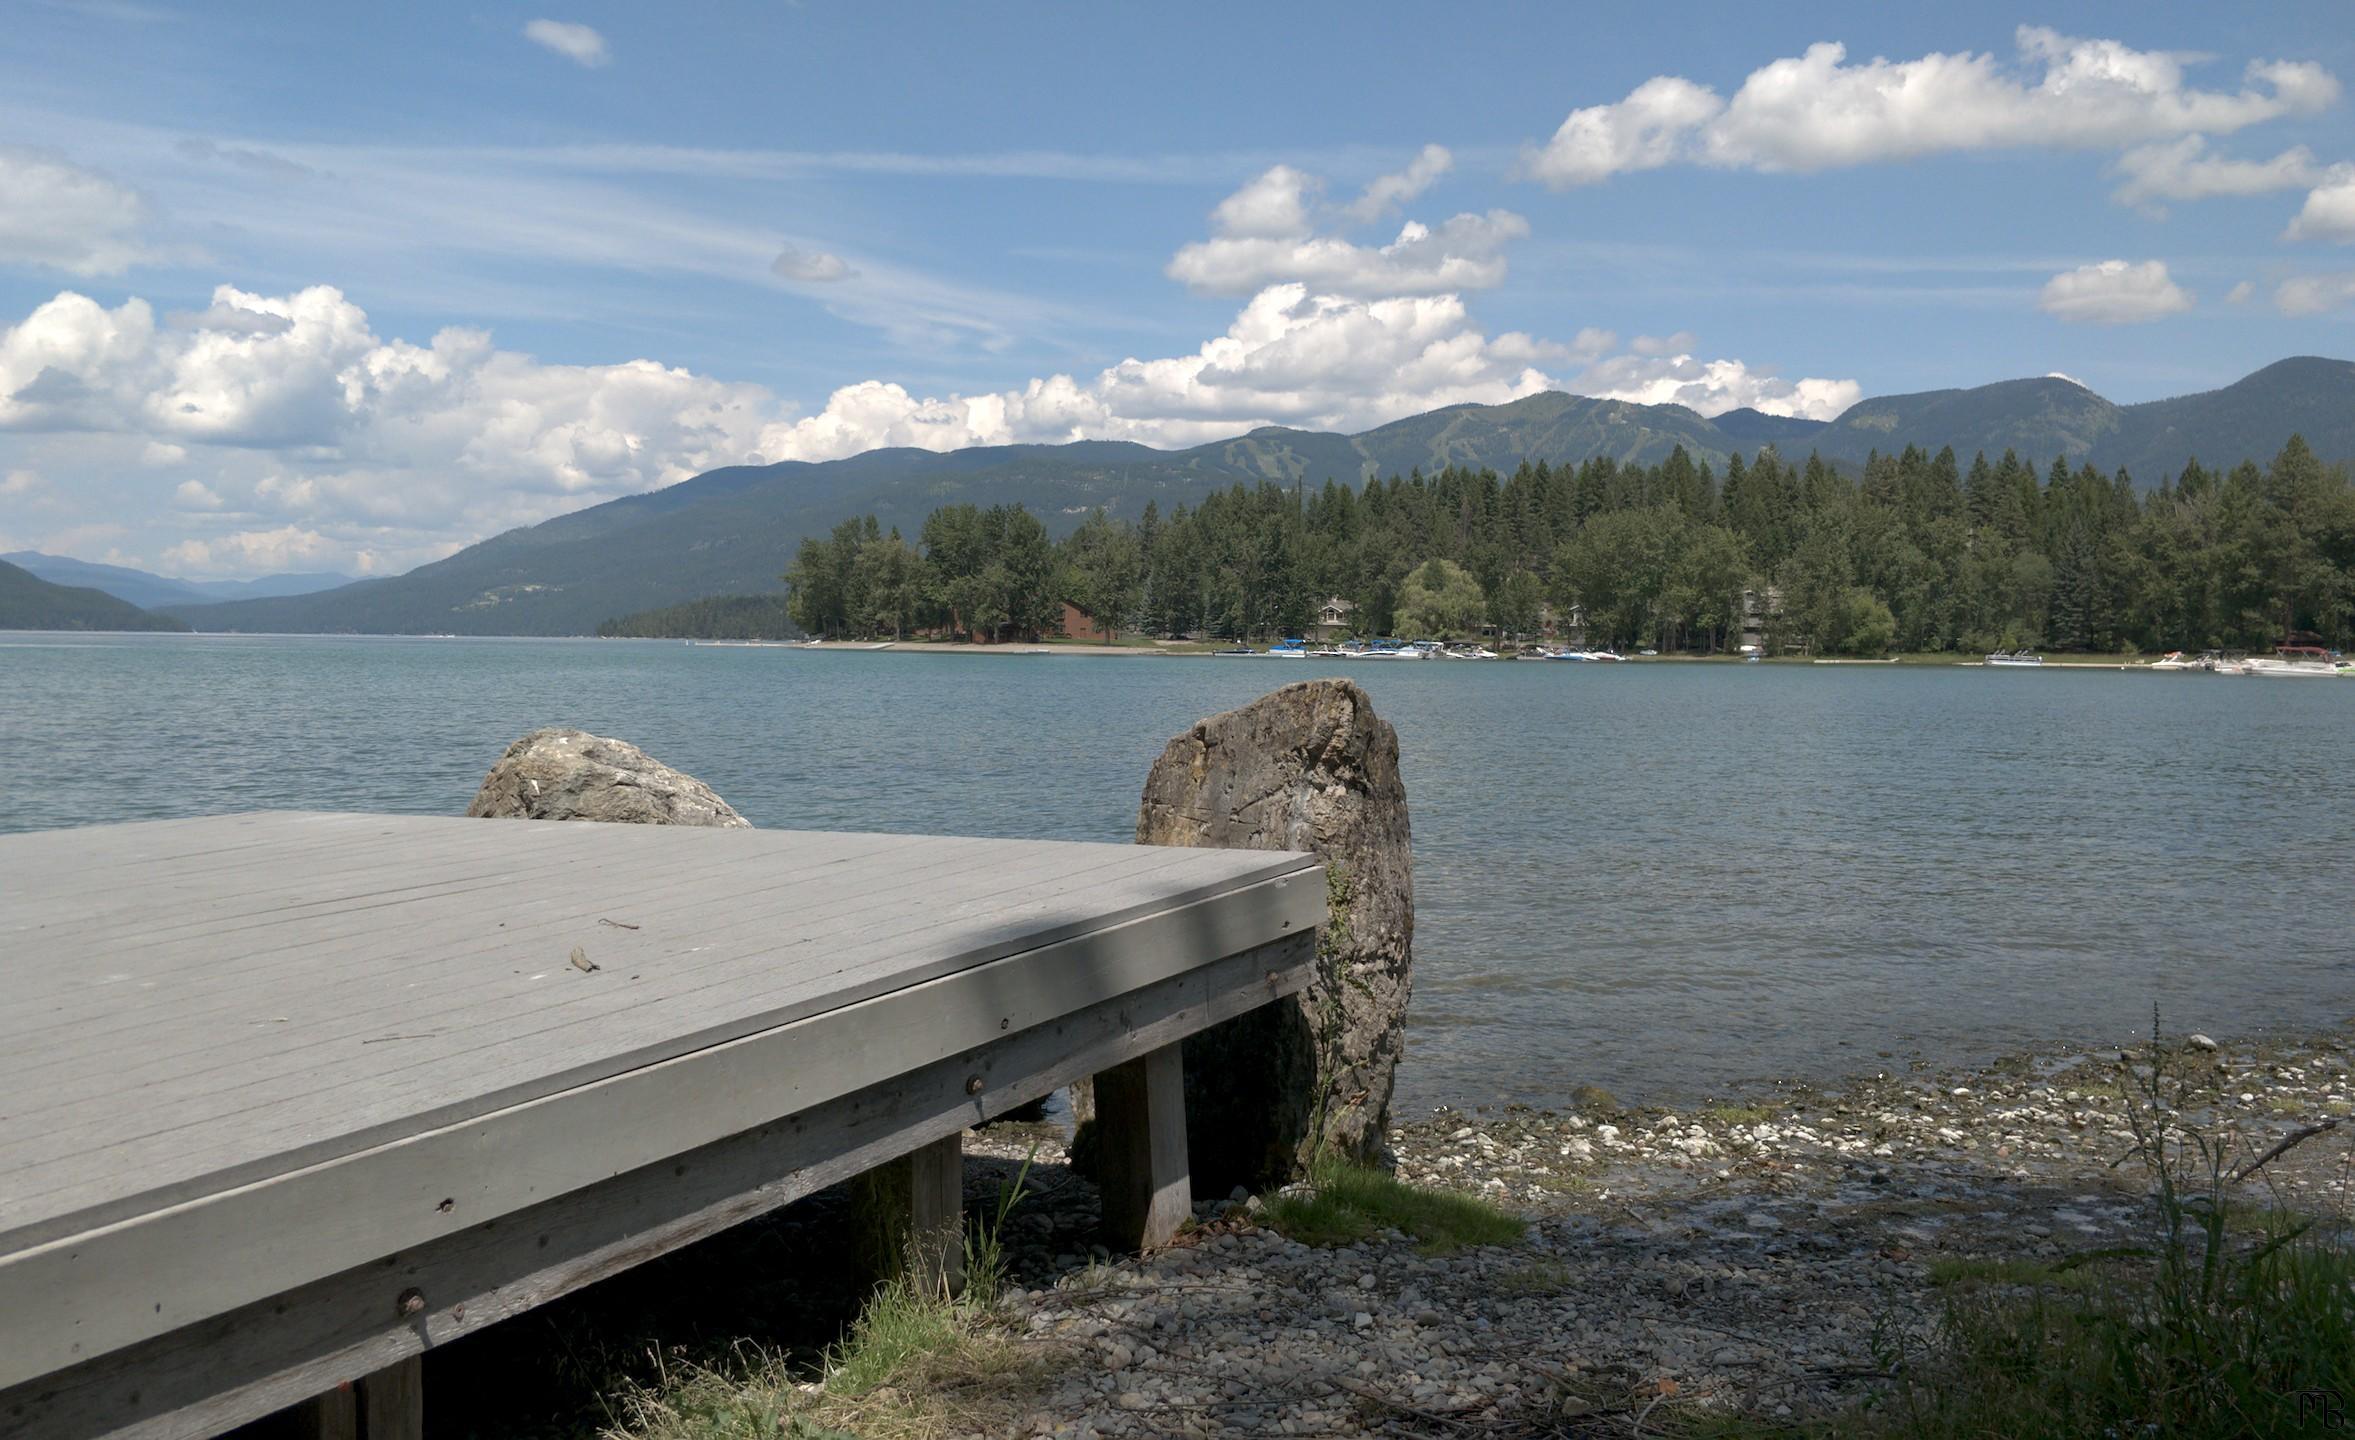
[958, 1025, 2355, 1437]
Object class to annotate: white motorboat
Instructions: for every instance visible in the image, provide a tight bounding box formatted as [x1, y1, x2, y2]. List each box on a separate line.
[2148, 651, 2196, 671]
[2245, 645, 2340, 678]
[1265, 638, 1310, 657]
[1985, 649, 2045, 667]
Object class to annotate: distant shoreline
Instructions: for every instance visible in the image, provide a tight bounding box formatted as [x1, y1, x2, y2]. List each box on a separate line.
[0, 630, 2287, 672]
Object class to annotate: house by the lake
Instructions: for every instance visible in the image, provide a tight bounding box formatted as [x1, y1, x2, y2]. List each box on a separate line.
[1311, 596, 1357, 641]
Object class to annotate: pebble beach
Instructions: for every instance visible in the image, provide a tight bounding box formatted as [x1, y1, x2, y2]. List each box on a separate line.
[961, 1025, 2355, 1436]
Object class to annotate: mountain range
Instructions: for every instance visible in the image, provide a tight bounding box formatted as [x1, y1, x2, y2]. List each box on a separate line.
[1, 552, 351, 612]
[0, 559, 191, 632]
[152, 356, 2355, 637]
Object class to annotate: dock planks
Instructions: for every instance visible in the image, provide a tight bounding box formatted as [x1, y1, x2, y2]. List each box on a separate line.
[0, 811, 1324, 1432]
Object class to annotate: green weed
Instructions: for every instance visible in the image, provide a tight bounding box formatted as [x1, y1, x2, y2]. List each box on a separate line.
[1262, 1158, 1526, 1254]
[1845, 1012, 2355, 1439]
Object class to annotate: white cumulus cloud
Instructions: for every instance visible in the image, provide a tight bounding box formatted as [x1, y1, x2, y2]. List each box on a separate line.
[1569, 351, 1861, 420]
[1169, 211, 1530, 298]
[1342, 144, 1454, 223]
[0, 188, 1861, 572]
[163, 525, 336, 575]
[2285, 169, 2355, 243]
[1168, 159, 1529, 298]
[760, 284, 1565, 459]
[1523, 76, 1724, 187]
[1208, 165, 1317, 239]
[0, 283, 802, 571]
[1524, 28, 2337, 187]
[2038, 259, 2195, 324]
[2111, 136, 2320, 209]
[2274, 271, 2355, 316]
[523, 19, 609, 68]
[0, 147, 155, 275]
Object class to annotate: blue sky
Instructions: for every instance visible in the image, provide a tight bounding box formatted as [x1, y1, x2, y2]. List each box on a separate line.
[2, 1, 2351, 576]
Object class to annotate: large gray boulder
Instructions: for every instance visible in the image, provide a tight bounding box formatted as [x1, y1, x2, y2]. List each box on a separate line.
[466, 727, 750, 828]
[1133, 678, 1412, 1191]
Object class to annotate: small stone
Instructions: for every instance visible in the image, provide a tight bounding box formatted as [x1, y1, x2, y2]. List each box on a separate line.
[2187, 1033, 2220, 1052]
[1353, 1312, 1373, 1330]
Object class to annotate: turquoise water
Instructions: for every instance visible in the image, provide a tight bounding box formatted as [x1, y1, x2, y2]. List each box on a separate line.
[5, 633, 2352, 1111]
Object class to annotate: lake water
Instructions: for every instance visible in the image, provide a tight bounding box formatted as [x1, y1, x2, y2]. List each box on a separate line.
[5, 633, 2352, 1113]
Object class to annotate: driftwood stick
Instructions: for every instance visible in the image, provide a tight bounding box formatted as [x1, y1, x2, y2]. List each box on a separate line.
[2231, 1116, 2347, 1184]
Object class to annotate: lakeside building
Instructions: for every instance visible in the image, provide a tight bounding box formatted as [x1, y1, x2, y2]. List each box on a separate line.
[1739, 586, 1784, 654]
[1060, 599, 1118, 642]
[1312, 596, 1358, 641]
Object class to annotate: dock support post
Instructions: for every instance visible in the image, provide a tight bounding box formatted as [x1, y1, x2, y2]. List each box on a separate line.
[297, 1356, 418, 1440]
[360, 1356, 423, 1440]
[1094, 1041, 1191, 1250]
[852, 1131, 965, 1297]
[300, 1385, 356, 1440]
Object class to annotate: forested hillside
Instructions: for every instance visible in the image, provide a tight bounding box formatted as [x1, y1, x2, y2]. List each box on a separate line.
[596, 593, 798, 640]
[785, 436, 2355, 656]
[166, 360, 2355, 636]
[0, 560, 193, 632]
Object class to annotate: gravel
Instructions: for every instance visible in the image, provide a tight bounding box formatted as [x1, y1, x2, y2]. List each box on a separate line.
[958, 1025, 2355, 1436]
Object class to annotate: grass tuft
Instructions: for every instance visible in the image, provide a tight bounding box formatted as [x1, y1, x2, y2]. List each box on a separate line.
[1262, 1157, 1526, 1254]
[1839, 1011, 2355, 1439]
[1924, 1256, 2101, 1292]
[607, 1146, 1051, 1440]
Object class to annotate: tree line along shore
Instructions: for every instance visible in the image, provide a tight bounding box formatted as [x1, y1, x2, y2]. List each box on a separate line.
[606, 435, 2352, 657]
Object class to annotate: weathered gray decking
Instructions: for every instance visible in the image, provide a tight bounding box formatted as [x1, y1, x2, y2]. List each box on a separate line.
[0, 811, 1323, 1435]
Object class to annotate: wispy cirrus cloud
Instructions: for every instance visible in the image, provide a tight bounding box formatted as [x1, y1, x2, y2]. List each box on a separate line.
[2273, 270, 2355, 315]
[523, 19, 609, 69]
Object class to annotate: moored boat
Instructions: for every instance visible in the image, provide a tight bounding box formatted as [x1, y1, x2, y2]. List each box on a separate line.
[2245, 645, 2340, 678]
[1984, 649, 2045, 667]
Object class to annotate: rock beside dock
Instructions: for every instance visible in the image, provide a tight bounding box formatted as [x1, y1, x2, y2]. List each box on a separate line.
[466, 727, 751, 827]
[1134, 679, 1414, 1191]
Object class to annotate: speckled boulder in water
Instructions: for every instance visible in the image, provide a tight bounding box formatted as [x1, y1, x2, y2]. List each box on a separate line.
[466, 727, 750, 828]
[1135, 678, 1412, 1191]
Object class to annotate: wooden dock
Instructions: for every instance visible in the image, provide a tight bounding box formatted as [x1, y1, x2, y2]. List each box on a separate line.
[0, 812, 1324, 1439]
